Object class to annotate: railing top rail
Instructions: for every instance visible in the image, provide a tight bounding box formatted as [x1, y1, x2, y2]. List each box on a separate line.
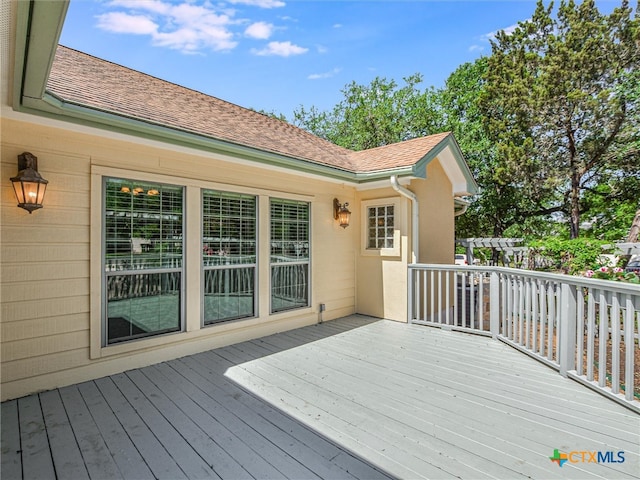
[409, 263, 640, 294]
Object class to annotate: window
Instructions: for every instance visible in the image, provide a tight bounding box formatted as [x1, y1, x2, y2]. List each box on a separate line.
[367, 205, 395, 249]
[270, 199, 310, 313]
[202, 190, 257, 324]
[361, 198, 402, 257]
[103, 178, 183, 344]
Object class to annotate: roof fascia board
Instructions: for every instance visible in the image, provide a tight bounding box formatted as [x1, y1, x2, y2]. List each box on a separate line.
[12, 0, 30, 110]
[413, 134, 478, 195]
[14, 0, 68, 106]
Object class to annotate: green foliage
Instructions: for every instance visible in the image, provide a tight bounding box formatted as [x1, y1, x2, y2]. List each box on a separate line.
[293, 74, 442, 150]
[482, 0, 640, 239]
[586, 266, 640, 284]
[290, 0, 639, 243]
[528, 237, 611, 274]
[256, 109, 288, 121]
[580, 179, 640, 241]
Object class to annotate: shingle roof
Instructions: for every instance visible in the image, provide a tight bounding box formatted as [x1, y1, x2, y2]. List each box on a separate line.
[47, 46, 452, 174]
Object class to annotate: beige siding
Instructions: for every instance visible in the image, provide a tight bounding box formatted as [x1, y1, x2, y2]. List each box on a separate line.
[0, 117, 357, 400]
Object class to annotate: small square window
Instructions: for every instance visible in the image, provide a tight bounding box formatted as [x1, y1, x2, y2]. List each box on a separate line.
[367, 205, 395, 250]
[361, 198, 401, 257]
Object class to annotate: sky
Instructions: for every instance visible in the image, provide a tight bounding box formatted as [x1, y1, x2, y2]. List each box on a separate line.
[58, 0, 623, 120]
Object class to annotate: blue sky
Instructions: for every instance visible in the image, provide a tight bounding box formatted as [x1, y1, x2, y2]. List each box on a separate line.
[59, 0, 621, 119]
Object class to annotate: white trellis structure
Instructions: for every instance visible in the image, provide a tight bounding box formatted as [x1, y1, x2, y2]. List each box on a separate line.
[456, 238, 529, 268]
[615, 242, 640, 256]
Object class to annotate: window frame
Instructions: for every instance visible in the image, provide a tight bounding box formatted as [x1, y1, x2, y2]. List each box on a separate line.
[201, 189, 258, 326]
[101, 176, 186, 346]
[361, 197, 403, 257]
[269, 198, 311, 314]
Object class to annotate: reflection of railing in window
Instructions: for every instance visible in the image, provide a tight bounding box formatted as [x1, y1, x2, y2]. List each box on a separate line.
[105, 255, 182, 303]
[105, 254, 182, 271]
[271, 263, 308, 310]
[270, 242, 310, 260]
[202, 254, 256, 267]
[203, 266, 254, 297]
[106, 271, 181, 301]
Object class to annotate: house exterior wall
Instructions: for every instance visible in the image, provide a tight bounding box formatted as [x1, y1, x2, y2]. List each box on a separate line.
[354, 162, 455, 323]
[355, 187, 410, 322]
[413, 161, 455, 265]
[0, 116, 357, 401]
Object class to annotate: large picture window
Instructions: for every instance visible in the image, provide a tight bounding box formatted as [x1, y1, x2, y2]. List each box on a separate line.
[202, 191, 257, 324]
[270, 199, 310, 313]
[103, 178, 183, 344]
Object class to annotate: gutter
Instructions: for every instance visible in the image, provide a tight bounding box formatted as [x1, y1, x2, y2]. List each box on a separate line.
[390, 175, 419, 263]
[454, 197, 471, 217]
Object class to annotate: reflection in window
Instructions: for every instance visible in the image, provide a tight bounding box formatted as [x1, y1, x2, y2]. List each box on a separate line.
[202, 191, 257, 324]
[270, 199, 310, 313]
[367, 205, 395, 249]
[103, 178, 183, 344]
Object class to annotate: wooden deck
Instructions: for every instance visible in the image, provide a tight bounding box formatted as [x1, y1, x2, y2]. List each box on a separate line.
[2, 315, 639, 479]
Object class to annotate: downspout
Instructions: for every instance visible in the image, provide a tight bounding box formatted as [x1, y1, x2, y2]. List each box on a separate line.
[390, 175, 419, 264]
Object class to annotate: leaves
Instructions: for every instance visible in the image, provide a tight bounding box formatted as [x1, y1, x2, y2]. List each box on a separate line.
[482, 0, 640, 238]
[293, 74, 443, 150]
[290, 0, 639, 243]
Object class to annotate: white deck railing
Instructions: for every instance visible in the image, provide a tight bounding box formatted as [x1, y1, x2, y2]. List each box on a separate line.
[408, 264, 640, 413]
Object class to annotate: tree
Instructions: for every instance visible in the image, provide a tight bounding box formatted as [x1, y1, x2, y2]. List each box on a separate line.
[293, 74, 442, 150]
[439, 58, 536, 238]
[627, 209, 640, 243]
[482, 0, 640, 239]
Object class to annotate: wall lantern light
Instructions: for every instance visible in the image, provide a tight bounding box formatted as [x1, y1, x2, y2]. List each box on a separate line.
[333, 198, 351, 228]
[11, 152, 48, 213]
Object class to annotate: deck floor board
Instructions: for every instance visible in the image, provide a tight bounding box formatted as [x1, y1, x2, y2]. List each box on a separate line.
[2, 315, 639, 479]
[1, 400, 22, 480]
[18, 395, 56, 480]
[39, 390, 90, 480]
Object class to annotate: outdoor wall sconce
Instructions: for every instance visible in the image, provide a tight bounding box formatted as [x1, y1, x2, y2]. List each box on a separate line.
[333, 198, 351, 228]
[10, 152, 48, 213]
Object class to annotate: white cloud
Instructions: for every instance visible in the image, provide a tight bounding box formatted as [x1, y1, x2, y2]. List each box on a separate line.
[108, 0, 171, 15]
[96, 0, 238, 53]
[97, 12, 158, 35]
[481, 20, 527, 42]
[468, 44, 484, 53]
[245, 21, 274, 39]
[251, 41, 308, 56]
[333, 23, 342, 29]
[308, 67, 341, 80]
[228, 0, 285, 8]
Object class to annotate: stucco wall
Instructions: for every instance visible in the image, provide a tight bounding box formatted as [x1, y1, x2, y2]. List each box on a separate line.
[413, 160, 455, 265]
[355, 187, 410, 322]
[0, 116, 357, 400]
[355, 162, 455, 323]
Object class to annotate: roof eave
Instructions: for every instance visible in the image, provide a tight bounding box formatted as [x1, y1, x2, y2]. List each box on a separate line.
[413, 133, 479, 195]
[13, 0, 69, 110]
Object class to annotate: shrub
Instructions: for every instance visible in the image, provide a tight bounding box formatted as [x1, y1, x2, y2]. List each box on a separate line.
[584, 266, 639, 284]
[527, 238, 611, 275]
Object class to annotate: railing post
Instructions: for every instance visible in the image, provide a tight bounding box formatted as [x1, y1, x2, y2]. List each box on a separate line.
[559, 283, 577, 377]
[408, 265, 414, 324]
[490, 271, 500, 338]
